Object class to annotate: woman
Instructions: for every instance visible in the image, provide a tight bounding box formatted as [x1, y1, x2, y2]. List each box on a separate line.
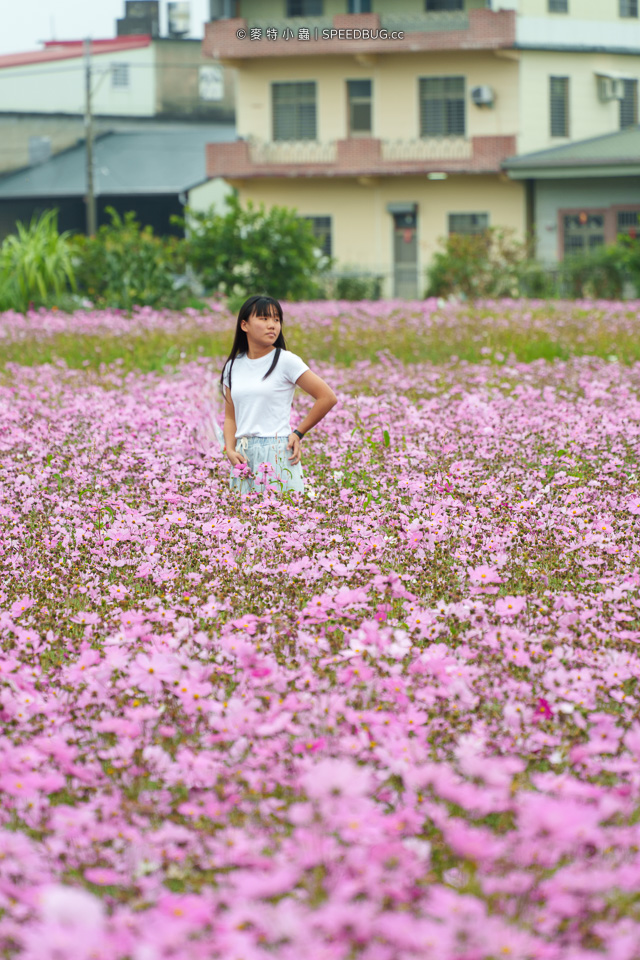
[221, 294, 337, 495]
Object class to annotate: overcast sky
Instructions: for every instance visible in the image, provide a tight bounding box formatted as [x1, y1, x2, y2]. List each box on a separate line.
[0, 0, 210, 55]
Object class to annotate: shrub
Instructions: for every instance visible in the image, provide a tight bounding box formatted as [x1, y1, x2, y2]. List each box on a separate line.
[559, 243, 628, 300]
[72, 208, 190, 311]
[177, 195, 330, 304]
[0, 209, 76, 313]
[316, 270, 384, 301]
[425, 228, 526, 299]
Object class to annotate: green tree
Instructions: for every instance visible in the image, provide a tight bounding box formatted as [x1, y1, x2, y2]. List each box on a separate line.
[72, 208, 189, 311]
[425, 228, 527, 299]
[178, 194, 330, 304]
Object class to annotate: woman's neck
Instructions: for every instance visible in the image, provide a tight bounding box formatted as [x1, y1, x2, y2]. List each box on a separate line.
[246, 343, 276, 360]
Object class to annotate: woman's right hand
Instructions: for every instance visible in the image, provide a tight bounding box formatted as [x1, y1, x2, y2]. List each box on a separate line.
[225, 448, 248, 467]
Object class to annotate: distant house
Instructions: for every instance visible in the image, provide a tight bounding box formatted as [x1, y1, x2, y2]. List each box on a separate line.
[201, 0, 640, 297]
[0, 34, 236, 175]
[0, 126, 235, 240]
[503, 126, 640, 264]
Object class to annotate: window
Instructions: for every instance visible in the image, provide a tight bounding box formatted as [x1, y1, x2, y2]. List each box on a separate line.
[620, 0, 638, 16]
[449, 213, 489, 235]
[286, 0, 323, 14]
[348, 0, 371, 10]
[563, 212, 605, 256]
[303, 216, 332, 257]
[617, 209, 640, 239]
[272, 82, 317, 140]
[347, 80, 372, 136]
[425, 0, 463, 10]
[420, 77, 465, 137]
[550, 76, 569, 137]
[620, 79, 638, 129]
[209, 0, 237, 18]
[548, 0, 568, 11]
[111, 63, 130, 88]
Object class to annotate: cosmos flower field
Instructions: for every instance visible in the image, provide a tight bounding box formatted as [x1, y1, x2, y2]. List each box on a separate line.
[1, 300, 640, 959]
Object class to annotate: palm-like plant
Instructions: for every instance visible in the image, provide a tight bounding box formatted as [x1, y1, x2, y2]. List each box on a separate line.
[0, 209, 76, 313]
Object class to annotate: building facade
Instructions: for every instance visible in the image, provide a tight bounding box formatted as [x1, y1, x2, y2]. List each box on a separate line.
[0, 35, 235, 174]
[202, 0, 640, 295]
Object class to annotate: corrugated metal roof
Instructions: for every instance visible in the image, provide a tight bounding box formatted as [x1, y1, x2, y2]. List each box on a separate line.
[504, 125, 640, 172]
[0, 126, 236, 198]
[0, 36, 152, 70]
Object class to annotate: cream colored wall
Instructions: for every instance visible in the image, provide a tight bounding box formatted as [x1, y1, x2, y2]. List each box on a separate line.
[236, 51, 519, 141]
[188, 177, 235, 215]
[235, 175, 525, 295]
[518, 50, 640, 154]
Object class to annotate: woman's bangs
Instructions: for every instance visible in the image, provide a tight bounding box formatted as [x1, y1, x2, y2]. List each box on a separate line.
[251, 297, 282, 322]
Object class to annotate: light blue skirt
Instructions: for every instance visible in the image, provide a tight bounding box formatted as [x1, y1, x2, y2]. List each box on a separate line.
[229, 436, 305, 495]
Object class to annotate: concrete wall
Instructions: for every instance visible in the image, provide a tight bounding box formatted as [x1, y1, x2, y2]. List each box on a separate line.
[154, 40, 236, 118]
[188, 175, 234, 213]
[533, 177, 640, 263]
[238, 0, 487, 16]
[234, 173, 525, 294]
[235, 50, 519, 142]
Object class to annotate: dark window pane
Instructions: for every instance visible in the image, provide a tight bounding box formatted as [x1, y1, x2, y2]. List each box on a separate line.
[426, 0, 463, 9]
[550, 76, 569, 137]
[348, 0, 371, 10]
[620, 0, 638, 16]
[347, 79, 372, 99]
[287, 0, 323, 14]
[620, 79, 638, 128]
[303, 216, 332, 257]
[420, 76, 465, 137]
[548, 0, 568, 11]
[449, 213, 489, 235]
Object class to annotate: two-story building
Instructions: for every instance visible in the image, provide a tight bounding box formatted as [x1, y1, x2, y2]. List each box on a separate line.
[202, 0, 640, 296]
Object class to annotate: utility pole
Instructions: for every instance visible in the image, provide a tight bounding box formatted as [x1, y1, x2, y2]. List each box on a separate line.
[84, 37, 97, 236]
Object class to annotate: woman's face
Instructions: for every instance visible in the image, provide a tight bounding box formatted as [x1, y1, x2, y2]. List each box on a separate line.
[241, 306, 281, 348]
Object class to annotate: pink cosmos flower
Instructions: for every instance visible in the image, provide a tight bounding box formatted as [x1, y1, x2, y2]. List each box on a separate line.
[495, 596, 526, 617]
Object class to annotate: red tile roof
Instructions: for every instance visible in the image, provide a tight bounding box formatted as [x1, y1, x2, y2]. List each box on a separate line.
[0, 35, 152, 70]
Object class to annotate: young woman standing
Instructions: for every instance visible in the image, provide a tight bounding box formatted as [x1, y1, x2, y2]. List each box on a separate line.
[221, 295, 337, 495]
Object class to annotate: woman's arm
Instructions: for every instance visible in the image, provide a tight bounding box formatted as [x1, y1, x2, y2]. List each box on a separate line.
[223, 387, 247, 466]
[287, 371, 338, 465]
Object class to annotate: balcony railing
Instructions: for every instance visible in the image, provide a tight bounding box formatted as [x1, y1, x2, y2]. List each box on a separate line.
[381, 137, 472, 161]
[380, 12, 469, 33]
[248, 138, 337, 164]
[206, 135, 516, 179]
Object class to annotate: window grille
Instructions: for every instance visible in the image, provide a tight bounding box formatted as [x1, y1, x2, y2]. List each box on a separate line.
[620, 0, 638, 17]
[617, 210, 640, 238]
[550, 76, 569, 137]
[563, 213, 605, 256]
[347, 79, 372, 136]
[448, 213, 489, 235]
[548, 0, 568, 11]
[272, 82, 317, 141]
[425, 0, 463, 10]
[286, 0, 323, 15]
[111, 63, 130, 88]
[420, 76, 465, 137]
[620, 79, 638, 129]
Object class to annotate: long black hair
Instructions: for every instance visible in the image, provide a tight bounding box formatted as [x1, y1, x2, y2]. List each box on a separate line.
[220, 295, 287, 394]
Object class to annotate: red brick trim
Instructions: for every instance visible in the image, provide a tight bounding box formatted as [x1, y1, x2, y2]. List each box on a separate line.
[203, 10, 515, 61]
[205, 136, 517, 180]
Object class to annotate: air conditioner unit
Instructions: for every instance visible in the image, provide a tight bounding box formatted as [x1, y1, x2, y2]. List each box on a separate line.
[597, 76, 625, 101]
[471, 85, 495, 107]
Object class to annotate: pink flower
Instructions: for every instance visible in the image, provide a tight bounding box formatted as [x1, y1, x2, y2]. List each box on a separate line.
[495, 596, 526, 617]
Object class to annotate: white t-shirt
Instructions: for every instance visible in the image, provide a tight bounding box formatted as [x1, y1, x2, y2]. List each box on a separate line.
[222, 350, 309, 438]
